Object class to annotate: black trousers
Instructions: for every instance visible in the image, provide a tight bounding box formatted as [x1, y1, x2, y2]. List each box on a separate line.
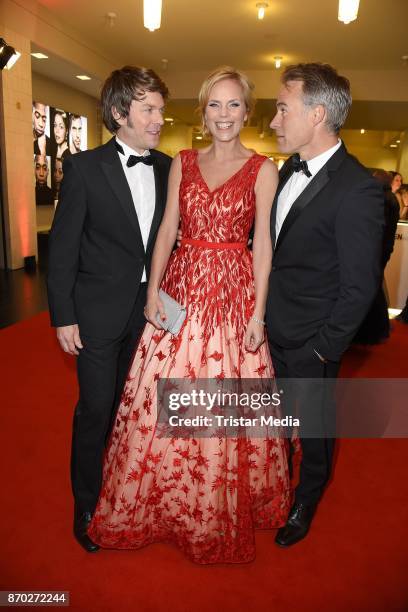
[71, 283, 147, 514]
[269, 340, 340, 506]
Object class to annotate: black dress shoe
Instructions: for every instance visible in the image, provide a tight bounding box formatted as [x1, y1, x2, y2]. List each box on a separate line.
[73, 511, 100, 553]
[275, 502, 317, 548]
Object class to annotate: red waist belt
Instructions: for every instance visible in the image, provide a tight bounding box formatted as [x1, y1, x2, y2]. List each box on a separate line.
[180, 238, 247, 250]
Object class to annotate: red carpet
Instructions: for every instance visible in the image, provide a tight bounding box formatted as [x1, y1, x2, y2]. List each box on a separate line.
[1, 312, 407, 611]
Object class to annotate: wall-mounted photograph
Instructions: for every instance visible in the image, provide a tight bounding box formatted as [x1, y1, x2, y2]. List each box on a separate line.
[33, 101, 88, 205]
[34, 154, 53, 206]
[69, 114, 87, 154]
[32, 101, 50, 156]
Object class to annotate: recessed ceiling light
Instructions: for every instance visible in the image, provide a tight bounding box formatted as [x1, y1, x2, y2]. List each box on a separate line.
[31, 52, 48, 59]
[338, 0, 360, 24]
[195, 136, 203, 140]
[76, 75, 91, 81]
[105, 12, 117, 27]
[144, 0, 162, 31]
[396, 140, 401, 143]
[360, 128, 365, 134]
[274, 56, 283, 69]
[256, 2, 268, 20]
[390, 144, 398, 148]
[164, 117, 173, 122]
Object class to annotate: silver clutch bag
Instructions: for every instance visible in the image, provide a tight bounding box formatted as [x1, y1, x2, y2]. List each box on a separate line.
[156, 289, 187, 335]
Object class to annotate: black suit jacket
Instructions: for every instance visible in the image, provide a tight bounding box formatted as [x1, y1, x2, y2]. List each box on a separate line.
[47, 138, 171, 338]
[266, 143, 384, 362]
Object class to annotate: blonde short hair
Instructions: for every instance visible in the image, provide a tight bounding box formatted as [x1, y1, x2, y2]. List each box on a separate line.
[198, 66, 256, 136]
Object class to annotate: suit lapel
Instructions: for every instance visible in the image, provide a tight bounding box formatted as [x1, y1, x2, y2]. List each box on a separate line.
[100, 138, 145, 251]
[274, 144, 347, 253]
[146, 151, 166, 253]
[274, 165, 330, 252]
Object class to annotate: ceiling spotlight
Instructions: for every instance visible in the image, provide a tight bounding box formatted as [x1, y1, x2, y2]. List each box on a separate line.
[396, 140, 401, 143]
[338, 0, 360, 24]
[274, 56, 282, 69]
[5, 50, 21, 70]
[164, 117, 173, 122]
[106, 12, 117, 27]
[390, 144, 398, 148]
[0, 38, 21, 70]
[31, 52, 48, 60]
[360, 128, 365, 134]
[144, 0, 162, 32]
[195, 136, 203, 140]
[76, 75, 91, 80]
[256, 2, 268, 20]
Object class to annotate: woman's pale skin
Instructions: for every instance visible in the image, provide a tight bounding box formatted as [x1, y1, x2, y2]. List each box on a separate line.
[144, 77, 278, 353]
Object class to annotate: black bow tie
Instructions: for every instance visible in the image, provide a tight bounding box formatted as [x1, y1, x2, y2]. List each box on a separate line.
[292, 153, 312, 178]
[115, 140, 153, 167]
[126, 155, 153, 167]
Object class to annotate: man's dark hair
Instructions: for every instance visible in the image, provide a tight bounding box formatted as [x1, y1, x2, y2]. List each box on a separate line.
[390, 171, 402, 180]
[282, 63, 352, 134]
[101, 66, 169, 133]
[69, 114, 81, 128]
[372, 168, 392, 187]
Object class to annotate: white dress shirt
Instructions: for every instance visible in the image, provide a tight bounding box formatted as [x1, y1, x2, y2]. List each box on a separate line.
[275, 140, 342, 239]
[116, 136, 155, 282]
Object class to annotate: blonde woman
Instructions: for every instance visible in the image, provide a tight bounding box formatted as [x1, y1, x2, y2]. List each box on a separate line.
[89, 67, 290, 563]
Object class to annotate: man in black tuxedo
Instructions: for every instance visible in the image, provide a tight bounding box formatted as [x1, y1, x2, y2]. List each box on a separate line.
[47, 66, 171, 552]
[266, 63, 384, 547]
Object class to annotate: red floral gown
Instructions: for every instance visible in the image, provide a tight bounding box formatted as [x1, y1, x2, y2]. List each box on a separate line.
[88, 149, 291, 564]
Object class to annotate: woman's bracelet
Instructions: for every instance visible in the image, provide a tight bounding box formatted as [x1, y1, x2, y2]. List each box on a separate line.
[251, 315, 266, 326]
